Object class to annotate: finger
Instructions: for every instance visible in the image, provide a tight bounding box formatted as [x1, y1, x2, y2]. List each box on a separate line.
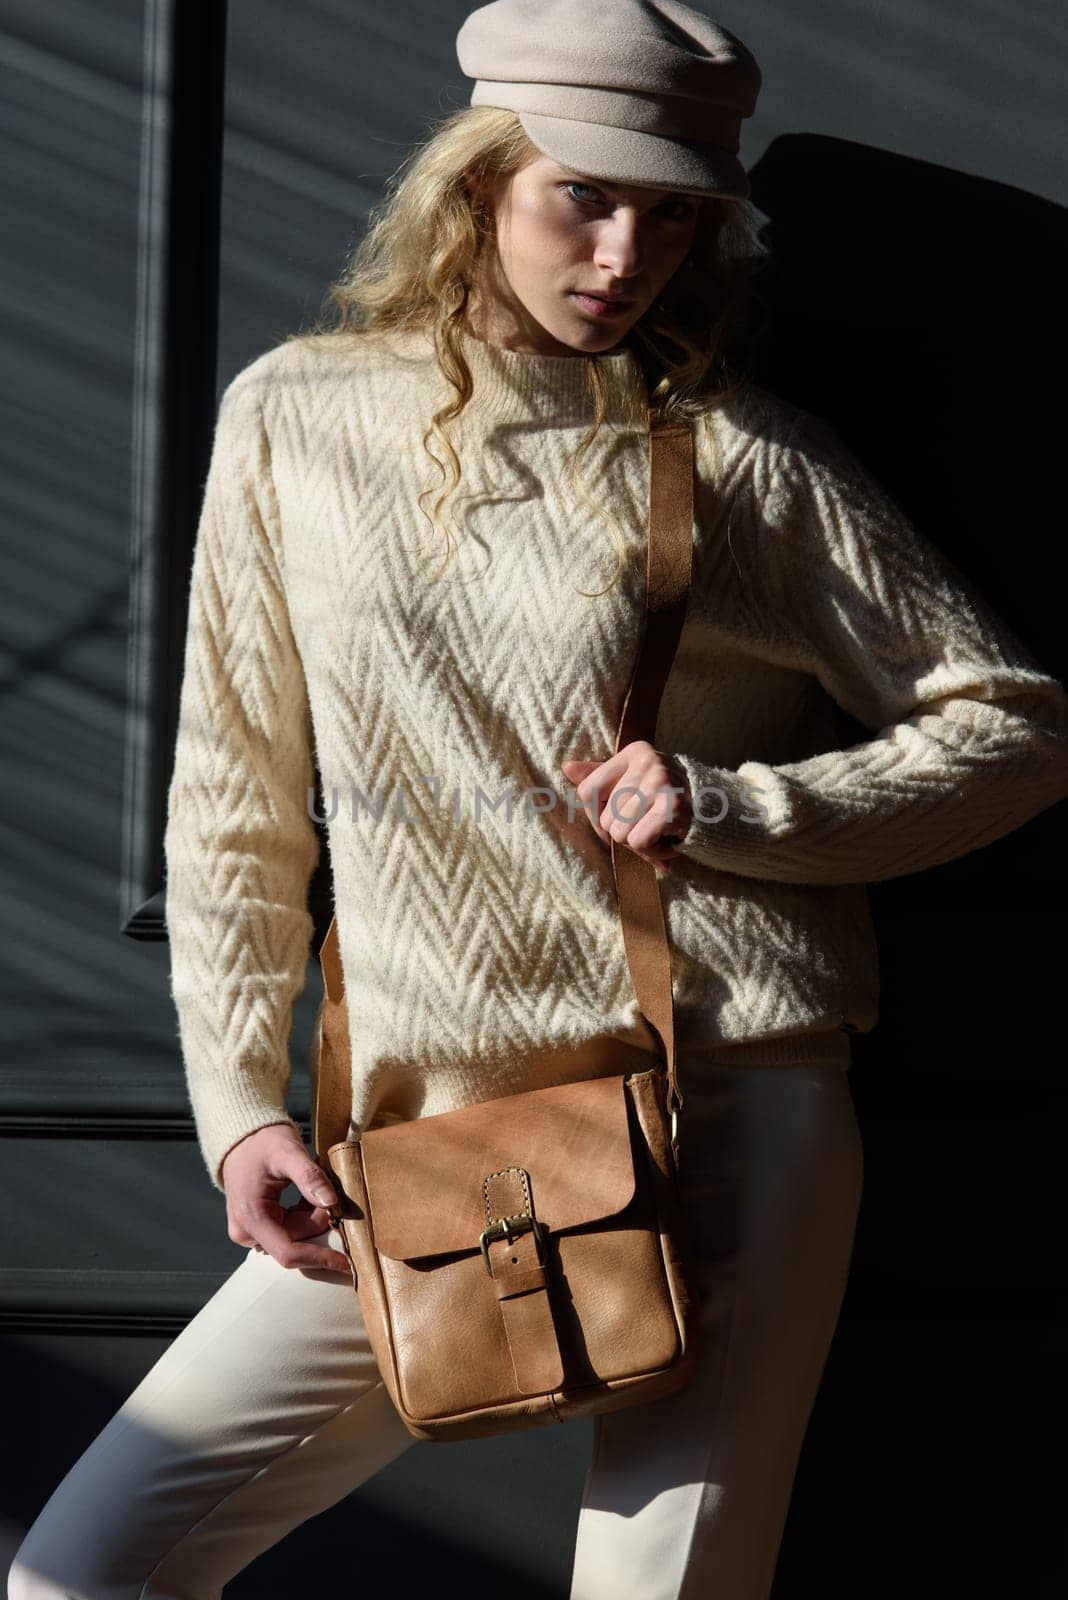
[602, 783, 653, 839]
[284, 1202, 336, 1241]
[621, 798, 675, 853]
[298, 1244, 351, 1274]
[614, 769, 687, 849]
[573, 753, 626, 802]
[232, 1179, 338, 1253]
[564, 760, 633, 846]
[293, 1243, 352, 1273]
[276, 1147, 338, 1211]
[246, 1208, 350, 1272]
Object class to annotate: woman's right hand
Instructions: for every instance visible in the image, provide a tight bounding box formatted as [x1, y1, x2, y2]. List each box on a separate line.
[221, 1122, 351, 1273]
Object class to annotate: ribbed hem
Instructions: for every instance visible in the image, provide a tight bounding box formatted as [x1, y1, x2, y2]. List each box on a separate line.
[669, 752, 773, 869]
[198, 1099, 304, 1193]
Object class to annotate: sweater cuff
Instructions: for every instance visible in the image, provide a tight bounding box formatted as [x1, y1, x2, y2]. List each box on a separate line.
[669, 752, 772, 871]
[198, 1096, 305, 1194]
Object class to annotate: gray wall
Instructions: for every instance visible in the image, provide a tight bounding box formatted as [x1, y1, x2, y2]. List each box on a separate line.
[2, 2, 1065, 1592]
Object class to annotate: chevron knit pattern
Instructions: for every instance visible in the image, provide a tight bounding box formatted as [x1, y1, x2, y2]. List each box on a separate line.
[163, 322, 1068, 1188]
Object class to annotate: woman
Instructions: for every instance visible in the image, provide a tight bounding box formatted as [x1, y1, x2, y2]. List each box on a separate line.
[11, 2, 1068, 1596]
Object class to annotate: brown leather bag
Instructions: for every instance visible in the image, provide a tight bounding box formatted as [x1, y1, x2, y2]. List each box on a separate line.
[312, 414, 701, 1442]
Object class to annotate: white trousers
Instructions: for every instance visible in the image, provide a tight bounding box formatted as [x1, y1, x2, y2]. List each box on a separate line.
[8, 1053, 863, 1599]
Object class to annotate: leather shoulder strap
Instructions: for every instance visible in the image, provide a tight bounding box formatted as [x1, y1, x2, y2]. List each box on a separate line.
[611, 416, 694, 1125]
[315, 413, 695, 1159]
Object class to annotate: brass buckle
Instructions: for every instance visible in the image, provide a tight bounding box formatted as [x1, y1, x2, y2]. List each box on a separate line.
[480, 1213, 547, 1278]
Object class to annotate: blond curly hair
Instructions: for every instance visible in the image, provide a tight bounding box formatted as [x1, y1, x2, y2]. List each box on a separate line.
[293, 105, 769, 587]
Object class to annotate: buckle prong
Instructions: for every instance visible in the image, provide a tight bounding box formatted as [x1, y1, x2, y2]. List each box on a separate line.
[480, 1213, 547, 1277]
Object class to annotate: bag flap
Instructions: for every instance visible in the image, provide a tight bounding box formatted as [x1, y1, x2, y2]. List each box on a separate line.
[360, 1074, 637, 1261]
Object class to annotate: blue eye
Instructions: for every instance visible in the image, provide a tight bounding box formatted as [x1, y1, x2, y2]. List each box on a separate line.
[562, 182, 695, 222]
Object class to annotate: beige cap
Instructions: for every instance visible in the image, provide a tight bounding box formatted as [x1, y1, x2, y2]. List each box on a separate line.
[456, 0, 762, 200]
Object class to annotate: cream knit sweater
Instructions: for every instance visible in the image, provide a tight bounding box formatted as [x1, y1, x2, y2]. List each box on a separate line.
[163, 322, 1068, 1189]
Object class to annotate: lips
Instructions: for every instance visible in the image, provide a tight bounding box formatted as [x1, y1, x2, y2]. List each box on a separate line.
[570, 291, 637, 318]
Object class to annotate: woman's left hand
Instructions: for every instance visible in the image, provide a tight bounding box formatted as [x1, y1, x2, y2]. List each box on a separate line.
[561, 742, 693, 877]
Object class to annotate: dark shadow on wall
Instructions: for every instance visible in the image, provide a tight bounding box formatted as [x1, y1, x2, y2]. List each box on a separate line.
[742, 135, 1067, 1059]
[743, 136, 1066, 1597]
[781, 1320, 1062, 1597]
[746, 133, 1066, 684]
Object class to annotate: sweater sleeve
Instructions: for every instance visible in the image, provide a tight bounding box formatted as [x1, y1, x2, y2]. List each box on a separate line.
[163, 370, 321, 1189]
[670, 406, 1068, 885]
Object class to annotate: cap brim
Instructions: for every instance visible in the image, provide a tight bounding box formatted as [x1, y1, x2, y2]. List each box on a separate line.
[518, 110, 750, 201]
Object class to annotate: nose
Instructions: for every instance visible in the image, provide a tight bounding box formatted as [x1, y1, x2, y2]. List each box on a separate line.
[592, 208, 645, 283]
